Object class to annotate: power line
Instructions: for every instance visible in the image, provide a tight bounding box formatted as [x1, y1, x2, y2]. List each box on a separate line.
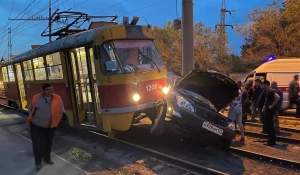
[0, 0, 64, 41]
[93, 0, 126, 15]
[122, 0, 168, 16]
[68, 0, 89, 11]
[0, 0, 16, 59]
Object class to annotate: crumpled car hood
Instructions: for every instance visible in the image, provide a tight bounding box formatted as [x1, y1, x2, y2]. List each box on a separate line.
[174, 70, 239, 111]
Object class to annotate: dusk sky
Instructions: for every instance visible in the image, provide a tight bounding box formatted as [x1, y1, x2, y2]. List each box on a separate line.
[0, 0, 274, 59]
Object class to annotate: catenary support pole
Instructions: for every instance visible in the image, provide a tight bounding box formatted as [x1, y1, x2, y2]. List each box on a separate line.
[182, 0, 194, 76]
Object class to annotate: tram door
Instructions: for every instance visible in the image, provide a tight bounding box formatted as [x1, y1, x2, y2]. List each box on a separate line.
[69, 47, 95, 125]
[15, 63, 27, 108]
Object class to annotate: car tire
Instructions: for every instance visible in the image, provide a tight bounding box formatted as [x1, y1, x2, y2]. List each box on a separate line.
[150, 100, 167, 136]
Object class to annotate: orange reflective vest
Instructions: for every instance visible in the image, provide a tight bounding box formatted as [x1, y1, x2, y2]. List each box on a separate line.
[26, 93, 62, 128]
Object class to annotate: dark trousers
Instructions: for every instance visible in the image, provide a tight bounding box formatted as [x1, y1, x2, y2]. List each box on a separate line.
[30, 122, 56, 165]
[265, 109, 276, 144]
[259, 108, 267, 132]
[289, 97, 300, 118]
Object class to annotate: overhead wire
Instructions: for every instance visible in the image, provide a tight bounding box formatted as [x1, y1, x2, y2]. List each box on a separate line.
[2, 0, 81, 54]
[0, 0, 16, 58]
[0, 0, 62, 48]
[122, 0, 168, 16]
[92, 0, 126, 15]
[0, 0, 36, 34]
[68, 0, 89, 11]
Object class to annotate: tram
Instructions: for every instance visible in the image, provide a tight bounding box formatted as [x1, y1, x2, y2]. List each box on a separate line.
[0, 17, 169, 137]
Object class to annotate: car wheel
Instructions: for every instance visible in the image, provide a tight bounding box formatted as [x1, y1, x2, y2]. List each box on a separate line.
[150, 101, 167, 136]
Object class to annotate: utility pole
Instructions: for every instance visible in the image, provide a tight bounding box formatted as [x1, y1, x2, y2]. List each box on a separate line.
[48, 0, 52, 42]
[8, 0, 55, 43]
[182, 0, 194, 76]
[215, 0, 233, 56]
[8, 28, 12, 59]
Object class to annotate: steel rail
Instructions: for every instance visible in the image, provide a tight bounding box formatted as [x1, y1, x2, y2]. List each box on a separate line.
[246, 121, 300, 133]
[236, 130, 300, 145]
[88, 130, 228, 175]
[230, 147, 300, 171]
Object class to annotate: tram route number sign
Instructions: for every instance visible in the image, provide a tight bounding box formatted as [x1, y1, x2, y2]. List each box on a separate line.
[146, 84, 157, 91]
[202, 121, 223, 136]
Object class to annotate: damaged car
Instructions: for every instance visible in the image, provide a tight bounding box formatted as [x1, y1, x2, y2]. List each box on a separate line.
[165, 70, 238, 147]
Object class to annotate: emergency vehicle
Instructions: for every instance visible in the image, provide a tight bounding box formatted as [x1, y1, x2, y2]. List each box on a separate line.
[244, 57, 300, 109]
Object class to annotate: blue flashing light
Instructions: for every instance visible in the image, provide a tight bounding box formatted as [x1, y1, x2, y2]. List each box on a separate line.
[267, 55, 276, 62]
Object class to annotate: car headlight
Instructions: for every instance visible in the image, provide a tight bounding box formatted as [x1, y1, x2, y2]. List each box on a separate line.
[133, 93, 140, 102]
[176, 95, 195, 112]
[227, 122, 235, 131]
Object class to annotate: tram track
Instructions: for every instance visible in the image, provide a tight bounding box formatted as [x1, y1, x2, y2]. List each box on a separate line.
[88, 129, 228, 175]
[1, 105, 299, 173]
[237, 130, 300, 145]
[229, 147, 300, 171]
[87, 126, 300, 174]
[246, 121, 300, 133]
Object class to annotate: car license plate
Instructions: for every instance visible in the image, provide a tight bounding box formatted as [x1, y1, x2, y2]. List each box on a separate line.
[202, 121, 223, 136]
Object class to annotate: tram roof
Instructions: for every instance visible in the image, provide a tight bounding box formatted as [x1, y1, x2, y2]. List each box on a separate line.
[1, 26, 106, 66]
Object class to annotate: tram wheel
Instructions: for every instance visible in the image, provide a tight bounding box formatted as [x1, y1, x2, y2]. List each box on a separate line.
[150, 100, 167, 136]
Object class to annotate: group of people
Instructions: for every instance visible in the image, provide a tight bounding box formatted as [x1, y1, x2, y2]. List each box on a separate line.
[25, 74, 300, 170]
[226, 74, 300, 146]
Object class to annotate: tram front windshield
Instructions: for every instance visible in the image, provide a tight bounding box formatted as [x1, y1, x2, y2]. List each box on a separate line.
[112, 40, 165, 73]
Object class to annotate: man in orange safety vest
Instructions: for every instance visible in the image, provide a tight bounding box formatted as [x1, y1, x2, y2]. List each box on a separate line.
[27, 83, 65, 170]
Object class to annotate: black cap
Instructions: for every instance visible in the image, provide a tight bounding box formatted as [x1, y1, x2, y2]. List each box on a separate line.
[262, 80, 270, 86]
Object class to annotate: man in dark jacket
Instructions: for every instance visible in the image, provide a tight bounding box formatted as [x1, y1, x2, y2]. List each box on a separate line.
[271, 81, 283, 133]
[257, 83, 267, 133]
[251, 79, 262, 121]
[262, 80, 280, 146]
[288, 74, 300, 118]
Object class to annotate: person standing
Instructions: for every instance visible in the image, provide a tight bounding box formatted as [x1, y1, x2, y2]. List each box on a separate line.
[241, 81, 251, 128]
[251, 79, 262, 121]
[227, 81, 245, 142]
[257, 82, 267, 133]
[271, 81, 283, 134]
[26, 83, 65, 170]
[288, 74, 300, 118]
[262, 80, 280, 146]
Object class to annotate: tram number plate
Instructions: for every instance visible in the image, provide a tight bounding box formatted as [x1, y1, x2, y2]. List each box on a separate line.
[202, 121, 223, 136]
[146, 84, 157, 91]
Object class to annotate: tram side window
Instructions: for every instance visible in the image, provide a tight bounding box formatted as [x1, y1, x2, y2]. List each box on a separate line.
[23, 60, 34, 81]
[46, 52, 63, 80]
[33, 57, 46, 80]
[7, 65, 15, 82]
[2, 67, 9, 82]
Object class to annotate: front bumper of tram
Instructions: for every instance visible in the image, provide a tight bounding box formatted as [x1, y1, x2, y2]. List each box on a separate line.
[131, 85, 170, 136]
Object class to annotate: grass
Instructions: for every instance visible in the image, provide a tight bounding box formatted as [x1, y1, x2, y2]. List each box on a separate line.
[70, 147, 92, 160]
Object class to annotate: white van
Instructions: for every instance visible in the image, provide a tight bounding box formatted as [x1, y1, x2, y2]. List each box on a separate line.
[244, 57, 300, 109]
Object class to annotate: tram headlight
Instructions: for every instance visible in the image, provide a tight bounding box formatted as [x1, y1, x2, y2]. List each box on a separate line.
[133, 93, 140, 102]
[162, 86, 170, 94]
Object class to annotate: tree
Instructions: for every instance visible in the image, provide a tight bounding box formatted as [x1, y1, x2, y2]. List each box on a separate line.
[238, 0, 300, 66]
[153, 21, 233, 75]
[153, 22, 182, 75]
